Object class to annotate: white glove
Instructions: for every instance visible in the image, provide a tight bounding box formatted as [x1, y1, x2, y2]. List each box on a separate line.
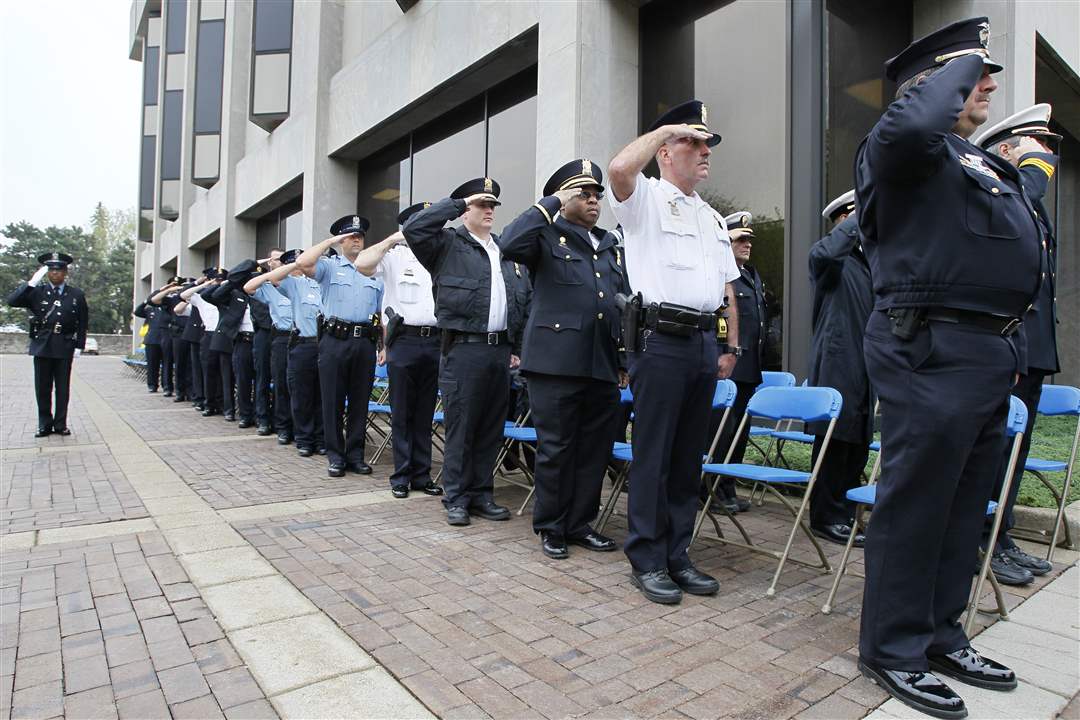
[29, 266, 48, 287]
[74, 349, 81, 358]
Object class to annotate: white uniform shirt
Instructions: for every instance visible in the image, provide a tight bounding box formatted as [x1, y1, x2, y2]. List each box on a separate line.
[469, 231, 508, 332]
[187, 292, 219, 331]
[377, 245, 438, 327]
[609, 173, 740, 312]
[239, 308, 254, 333]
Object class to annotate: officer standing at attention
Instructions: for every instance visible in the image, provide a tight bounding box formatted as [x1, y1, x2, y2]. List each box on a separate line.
[178, 271, 209, 411]
[705, 211, 766, 515]
[134, 286, 171, 394]
[245, 250, 296, 445]
[296, 217, 384, 478]
[403, 178, 531, 527]
[7, 252, 88, 437]
[806, 191, 872, 547]
[498, 159, 627, 559]
[250, 251, 324, 456]
[158, 279, 192, 403]
[213, 260, 261, 427]
[854, 18, 1039, 716]
[608, 100, 742, 604]
[353, 203, 444, 499]
[973, 104, 1062, 585]
[181, 274, 225, 417]
[247, 263, 276, 436]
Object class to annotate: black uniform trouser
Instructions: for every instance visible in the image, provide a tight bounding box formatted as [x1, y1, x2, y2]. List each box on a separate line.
[860, 311, 1015, 671]
[318, 334, 375, 466]
[625, 330, 719, 573]
[201, 333, 222, 412]
[288, 339, 322, 449]
[271, 334, 292, 436]
[232, 339, 255, 422]
[172, 337, 191, 398]
[439, 341, 511, 509]
[983, 370, 1046, 553]
[705, 380, 756, 498]
[528, 373, 620, 538]
[160, 333, 174, 393]
[387, 335, 440, 489]
[189, 338, 205, 404]
[34, 355, 73, 430]
[809, 435, 870, 528]
[145, 343, 163, 390]
[253, 329, 272, 427]
[216, 350, 234, 415]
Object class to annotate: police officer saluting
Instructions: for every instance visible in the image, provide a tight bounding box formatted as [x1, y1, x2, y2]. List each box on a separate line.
[855, 18, 1038, 716]
[498, 159, 627, 559]
[296, 216, 384, 478]
[134, 285, 171, 394]
[7, 252, 88, 437]
[972, 104, 1062, 584]
[403, 178, 531, 527]
[608, 101, 742, 604]
[245, 250, 296, 445]
[354, 204, 444, 499]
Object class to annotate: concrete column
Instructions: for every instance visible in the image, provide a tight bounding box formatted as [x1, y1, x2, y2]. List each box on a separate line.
[218, 0, 257, 268]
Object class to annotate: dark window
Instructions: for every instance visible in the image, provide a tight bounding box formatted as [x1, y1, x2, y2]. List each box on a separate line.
[255, 198, 303, 260]
[140, 136, 156, 210]
[143, 46, 160, 106]
[411, 108, 485, 210]
[165, 0, 187, 54]
[203, 244, 219, 270]
[194, 20, 225, 133]
[161, 90, 183, 180]
[356, 139, 410, 244]
[253, 0, 293, 52]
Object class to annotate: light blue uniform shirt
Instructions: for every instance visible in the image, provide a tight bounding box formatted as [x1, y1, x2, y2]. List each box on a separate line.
[277, 275, 323, 338]
[253, 283, 294, 332]
[314, 255, 383, 324]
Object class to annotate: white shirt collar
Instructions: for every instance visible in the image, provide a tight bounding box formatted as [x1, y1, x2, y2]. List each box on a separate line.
[657, 176, 699, 202]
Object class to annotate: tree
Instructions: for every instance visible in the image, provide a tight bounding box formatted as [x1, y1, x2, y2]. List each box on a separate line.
[1, 205, 135, 333]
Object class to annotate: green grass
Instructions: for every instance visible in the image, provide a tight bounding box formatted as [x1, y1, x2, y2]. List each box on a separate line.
[740, 416, 1078, 510]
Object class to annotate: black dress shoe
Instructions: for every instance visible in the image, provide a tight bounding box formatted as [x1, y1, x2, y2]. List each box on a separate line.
[447, 506, 471, 526]
[193, 401, 204, 410]
[413, 482, 443, 496]
[391, 485, 410, 499]
[859, 660, 967, 719]
[630, 570, 683, 605]
[328, 464, 346, 478]
[163, 391, 174, 398]
[987, 552, 1034, 586]
[257, 425, 273, 436]
[34, 427, 52, 438]
[346, 461, 372, 475]
[201, 408, 218, 417]
[238, 419, 254, 429]
[297, 446, 314, 457]
[173, 395, 188, 403]
[277, 434, 293, 445]
[469, 501, 510, 521]
[669, 565, 719, 596]
[540, 531, 569, 559]
[223, 412, 236, 422]
[316, 446, 327, 455]
[148, 388, 157, 393]
[928, 648, 1017, 691]
[1002, 545, 1051, 576]
[811, 523, 865, 548]
[724, 496, 752, 513]
[567, 531, 618, 552]
[53, 427, 71, 436]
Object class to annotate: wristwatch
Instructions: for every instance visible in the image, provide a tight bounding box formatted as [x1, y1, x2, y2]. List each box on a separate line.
[721, 344, 743, 358]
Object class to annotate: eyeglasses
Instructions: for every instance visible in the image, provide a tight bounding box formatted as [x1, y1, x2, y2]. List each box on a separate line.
[578, 189, 604, 201]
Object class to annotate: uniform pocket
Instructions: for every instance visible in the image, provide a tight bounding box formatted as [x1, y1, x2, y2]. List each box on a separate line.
[534, 312, 582, 333]
[548, 245, 584, 285]
[964, 174, 1023, 240]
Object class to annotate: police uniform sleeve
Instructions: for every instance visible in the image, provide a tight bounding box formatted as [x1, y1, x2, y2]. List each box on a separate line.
[75, 290, 88, 351]
[208, 282, 233, 306]
[314, 256, 332, 285]
[865, 53, 984, 180]
[608, 173, 649, 231]
[1017, 151, 1058, 203]
[497, 198, 560, 270]
[7, 283, 35, 308]
[809, 215, 860, 290]
[133, 300, 149, 319]
[402, 197, 467, 273]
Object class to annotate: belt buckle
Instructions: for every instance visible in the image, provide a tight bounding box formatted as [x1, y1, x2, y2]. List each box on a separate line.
[487, 332, 499, 345]
[419, 326, 431, 338]
[352, 325, 364, 338]
[54, 323, 63, 334]
[1000, 318, 1021, 337]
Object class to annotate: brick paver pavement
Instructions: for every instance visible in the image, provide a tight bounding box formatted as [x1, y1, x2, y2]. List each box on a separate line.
[1, 356, 102, 449]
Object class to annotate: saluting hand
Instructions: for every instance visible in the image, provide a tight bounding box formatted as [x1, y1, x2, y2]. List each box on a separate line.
[1016, 135, 1052, 157]
[728, 228, 752, 242]
[553, 188, 583, 206]
[463, 193, 494, 207]
[29, 266, 49, 286]
[662, 124, 712, 143]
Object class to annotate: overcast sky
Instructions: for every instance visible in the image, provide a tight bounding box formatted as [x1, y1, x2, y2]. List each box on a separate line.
[1, 0, 140, 231]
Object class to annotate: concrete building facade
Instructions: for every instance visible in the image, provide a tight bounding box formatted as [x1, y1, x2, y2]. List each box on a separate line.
[128, 0, 1080, 383]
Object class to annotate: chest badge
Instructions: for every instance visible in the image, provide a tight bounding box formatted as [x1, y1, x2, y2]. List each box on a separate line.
[959, 153, 1001, 181]
[668, 200, 680, 217]
[615, 248, 622, 267]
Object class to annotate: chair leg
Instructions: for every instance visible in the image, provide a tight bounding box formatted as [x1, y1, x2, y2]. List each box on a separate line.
[517, 485, 536, 516]
[1047, 469, 1076, 563]
[766, 482, 831, 597]
[823, 503, 864, 614]
[596, 469, 628, 533]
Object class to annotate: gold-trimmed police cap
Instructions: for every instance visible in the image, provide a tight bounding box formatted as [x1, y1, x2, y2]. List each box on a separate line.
[972, 103, 1061, 152]
[648, 100, 721, 147]
[822, 189, 856, 221]
[38, 252, 74, 269]
[543, 158, 605, 198]
[329, 214, 370, 236]
[724, 212, 754, 238]
[885, 17, 1002, 83]
[397, 202, 432, 226]
[450, 177, 501, 205]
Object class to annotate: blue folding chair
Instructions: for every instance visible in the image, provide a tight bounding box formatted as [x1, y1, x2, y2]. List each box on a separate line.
[745, 371, 797, 458]
[693, 386, 843, 596]
[1013, 385, 1080, 561]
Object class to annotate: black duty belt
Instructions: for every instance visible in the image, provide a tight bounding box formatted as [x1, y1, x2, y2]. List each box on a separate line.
[402, 324, 437, 338]
[292, 335, 318, 344]
[323, 316, 376, 340]
[449, 330, 509, 346]
[641, 303, 718, 335]
[925, 308, 1022, 337]
[271, 327, 291, 338]
[236, 331, 255, 342]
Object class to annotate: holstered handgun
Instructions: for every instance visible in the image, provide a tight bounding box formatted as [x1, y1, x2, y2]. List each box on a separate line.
[616, 292, 643, 352]
[887, 307, 926, 341]
[717, 294, 729, 343]
[287, 329, 299, 350]
[440, 329, 455, 356]
[384, 307, 404, 350]
[316, 313, 325, 342]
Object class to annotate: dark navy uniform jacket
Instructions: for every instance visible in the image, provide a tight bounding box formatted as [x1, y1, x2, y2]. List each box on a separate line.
[807, 214, 874, 443]
[134, 298, 169, 345]
[248, 296, 272, 332]
[403, 198, 531, 353]
[855, 54, 1041, 334]
[729, 264, 768, 386]
[208, 281, 250, 352]
[1015, 151, 1060, 375]
[179, 290, 205, 343]
[498, 197, 628, 383]
[8, 282, 88, 359]
[162, 291, 188, 337]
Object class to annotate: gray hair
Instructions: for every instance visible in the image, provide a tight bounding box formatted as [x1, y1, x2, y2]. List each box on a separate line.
[987, 135, 1021, 158]
[895, 65, 941, 100]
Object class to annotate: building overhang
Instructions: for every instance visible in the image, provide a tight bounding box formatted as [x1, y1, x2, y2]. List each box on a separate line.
[129, 0, 162, 61]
